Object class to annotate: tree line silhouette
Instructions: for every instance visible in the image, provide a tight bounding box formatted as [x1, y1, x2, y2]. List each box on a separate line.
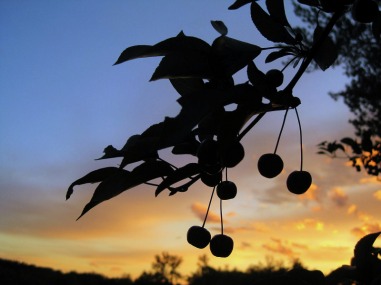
[0, 253, 317, 285]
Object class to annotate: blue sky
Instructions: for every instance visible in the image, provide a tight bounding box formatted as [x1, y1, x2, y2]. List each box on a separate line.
[1, 0, 380, 279]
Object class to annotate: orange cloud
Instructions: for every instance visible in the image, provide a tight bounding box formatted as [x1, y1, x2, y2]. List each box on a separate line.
[351, 222, 381, 238]
[298, 183, 322, 203]
[373, 190, 381, 201]
[294, 218, 324, 231]
[262, 238, 295, 257]
[329, 187, 348, 207]
[191, 202, 220, 224]
[347, 204, 373, 222]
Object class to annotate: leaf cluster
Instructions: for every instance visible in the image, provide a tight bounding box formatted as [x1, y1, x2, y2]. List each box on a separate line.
[318, 131, 381, 179]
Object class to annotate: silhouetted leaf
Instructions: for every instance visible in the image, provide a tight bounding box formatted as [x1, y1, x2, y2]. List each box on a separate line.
[66, 167, 120, 200]
[313, 25, 338, 70]
[97, 145, 122, 159]
[150, 51, 213, 80]
[77, 160, 174, 219]
[361, 131, 373, 152]
[250, 1, 296, 44]
[76, 169, 131, 219]
[341, 137, 362, 154]
[265, 48, 293, 63]
[170, 78, 205, 97]
[229, 0, 255, 10]
[266, 0, 291, 27]
[168, 174, 201, 196]
[247, 61, 266, 85]
[297, 0, 319, 7]
[172, 138, 200, 156]
[114, 31, 210, 66]
[212, 36, 262, 76]
[155, 163, 201, 196]
[211, 20, 228, 36]
[113, 45, 152, 65]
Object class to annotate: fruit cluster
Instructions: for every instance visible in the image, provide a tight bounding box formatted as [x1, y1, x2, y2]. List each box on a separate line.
[186, 108, 312, 257]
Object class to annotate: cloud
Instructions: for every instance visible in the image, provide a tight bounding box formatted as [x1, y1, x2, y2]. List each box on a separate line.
[294, 218, 324, 231]
[373, 190, 381, 201]
[262, 238, 296, 257]
[190, 202, 220, 224]
[329, 187, 348, 207]
[351, 222, 381, 238]
[297, 183, 322, 203]
[347, 204, 373, 222]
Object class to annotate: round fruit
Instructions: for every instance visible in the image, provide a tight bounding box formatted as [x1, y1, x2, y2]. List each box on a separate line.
[201, 171, 222, 187]
[187, 226, 211, 249]
[286, 170, 312, 195]
[257, 153, 284, 178]
[210, 234, 234, 257]
[266, 69, 284, 87]
[352, 0, 379, 23]
[197, 139, 219, 165]
[216, 181, 237, 200]
[220, 141, 245, 168]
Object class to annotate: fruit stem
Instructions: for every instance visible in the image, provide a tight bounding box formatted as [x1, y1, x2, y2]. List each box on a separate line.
[295, 108, 303, 171]
[202, 186, 216, 228]
[274, 108, 289, 154]
[238, 112, 266, 141]
[220, 198, 224, 235]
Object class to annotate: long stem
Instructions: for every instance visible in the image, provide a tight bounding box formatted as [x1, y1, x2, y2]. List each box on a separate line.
[274, 108, 289, 154]
[202, 186, 215, 228]
[295, 108, 303, 171]
[220, 198, 224, 235]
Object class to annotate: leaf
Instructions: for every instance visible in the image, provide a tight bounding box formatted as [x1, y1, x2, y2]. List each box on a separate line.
[265, 48, 293, 63]
[266, 0, 291, 27]
[114, 32, 210, 66]
[67, 167, 120, 200]
[172, 138, 200, 156]
[155, 163, 201, 196]
[76, 169, 132, 220]
[170, 78, 205, 97]
[212, 36, 262, 76]
[361, 131, 373, 152]
[354, 232, 381, 258]
[113, 45, 152, 65]
[150, 51, 213, 80]
[77, 160, 174, 219]
[297, 0, 319, 7]
[313, 25, 338, 71]
[250, 1, 296, 44]
[211, 20, 228, 36]
[229, 0, 255, 10]
[341, 137, 362, 154]
[168, 175, 201, 196]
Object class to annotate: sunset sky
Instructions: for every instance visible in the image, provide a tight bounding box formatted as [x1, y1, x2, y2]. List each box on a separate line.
[1, 0, 380, 281]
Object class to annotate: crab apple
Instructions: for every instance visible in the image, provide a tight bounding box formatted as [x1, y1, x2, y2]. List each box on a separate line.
[220, 140, 245, 168]
[187, 226, 211, 249]
[266, 69, 284, 87]
[210, 234, 234, 257]
[216, 181, 237, 200]
[352, 0, 379, 23]
[201, 171, 222, 187]
[257, 153, 284, 178]
[286, 171, 312, 195]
